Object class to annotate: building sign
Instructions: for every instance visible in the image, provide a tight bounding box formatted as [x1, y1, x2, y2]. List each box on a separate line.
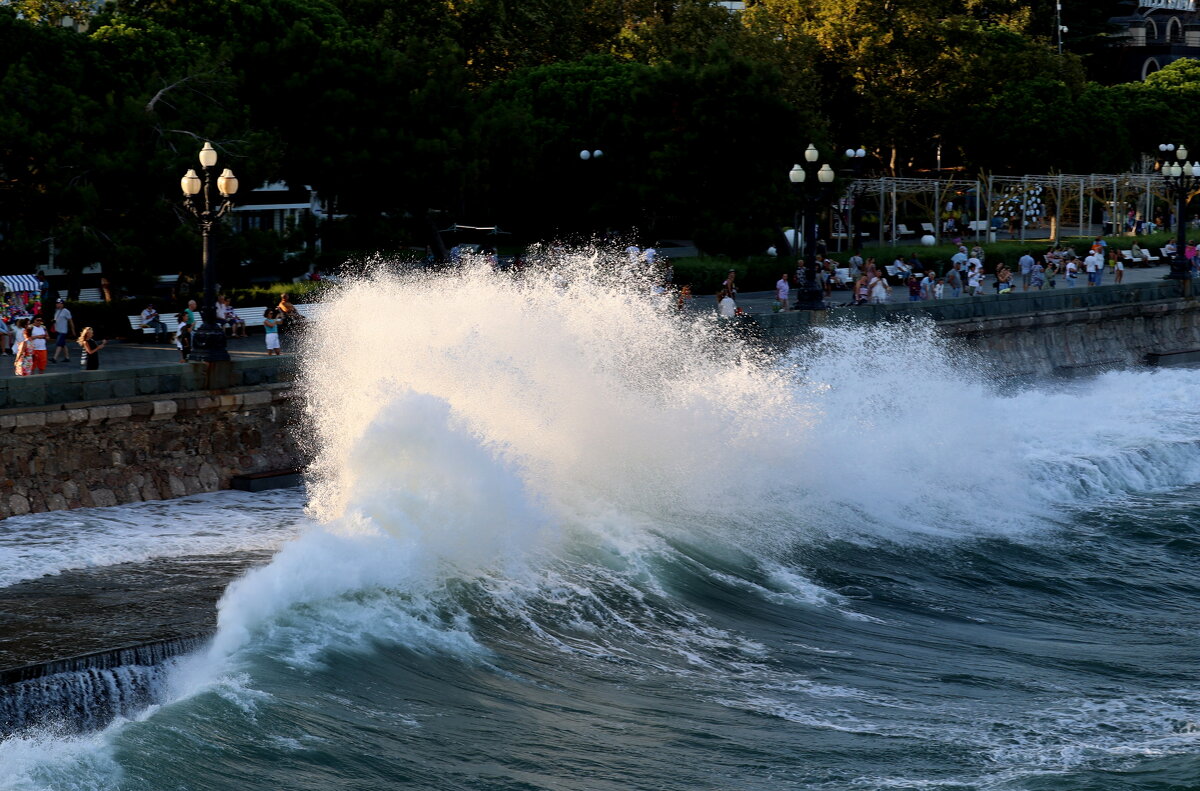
[1140, 0, 1195, 10]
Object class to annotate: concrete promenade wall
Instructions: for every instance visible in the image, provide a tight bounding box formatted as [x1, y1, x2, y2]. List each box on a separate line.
[0, 356, 294, 410]
[750, 280, 1200, 377]
[0, 381, 301, 519]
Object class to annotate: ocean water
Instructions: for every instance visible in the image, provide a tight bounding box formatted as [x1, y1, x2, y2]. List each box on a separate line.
[2, 254, 1199, 790]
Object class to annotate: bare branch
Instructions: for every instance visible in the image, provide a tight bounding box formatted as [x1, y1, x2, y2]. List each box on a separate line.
[145, 74, 199, 114]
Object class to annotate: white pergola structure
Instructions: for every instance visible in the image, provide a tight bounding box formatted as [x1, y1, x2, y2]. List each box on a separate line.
[843, 176, 986, 248]
[836, 172, 1187, 248]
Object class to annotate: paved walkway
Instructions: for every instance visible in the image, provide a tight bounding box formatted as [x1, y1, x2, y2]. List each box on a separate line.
[0, 334, 291, 380]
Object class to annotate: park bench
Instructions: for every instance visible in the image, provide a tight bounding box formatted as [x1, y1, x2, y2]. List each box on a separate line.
[920, 222, 937, 234]
[77, 288, 103, 302]
[125, 302, 324, 338]
[1120, 249, 1159, 266]
[894, 224, 915, 238]
[127, 306, 269, 337]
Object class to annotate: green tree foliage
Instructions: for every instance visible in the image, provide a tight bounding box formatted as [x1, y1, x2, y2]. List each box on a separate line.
[1, 0, 1197, 273]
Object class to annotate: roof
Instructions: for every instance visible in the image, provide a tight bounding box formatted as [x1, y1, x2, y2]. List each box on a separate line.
[1, 275, 40, 293]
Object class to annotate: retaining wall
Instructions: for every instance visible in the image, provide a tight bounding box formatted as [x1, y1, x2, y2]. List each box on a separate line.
[0, 356, 294, 410]
[749, 280, 1200, 377]
[0, 383, 301, 519]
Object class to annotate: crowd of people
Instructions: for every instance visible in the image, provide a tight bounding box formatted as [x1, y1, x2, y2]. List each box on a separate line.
[719, 234, 1199, 316]
[2, 291, 306, 376]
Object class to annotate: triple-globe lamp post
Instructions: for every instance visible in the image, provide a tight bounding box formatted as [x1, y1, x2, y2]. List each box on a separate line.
[842, 147, 867, 254]
[789, 144, 835, 311]
[1158, 142, 1198, 291]
[180, 142, 238, 362]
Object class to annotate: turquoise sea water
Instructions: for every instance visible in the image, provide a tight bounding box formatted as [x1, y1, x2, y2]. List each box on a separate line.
[2, 260, 1199, 790]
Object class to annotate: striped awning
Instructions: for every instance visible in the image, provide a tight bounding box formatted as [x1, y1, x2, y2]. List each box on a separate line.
[0, 275, 39, 293]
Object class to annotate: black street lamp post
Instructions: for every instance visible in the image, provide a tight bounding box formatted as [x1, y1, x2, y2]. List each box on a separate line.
[843, 147, 867, 255]
[789, 144, 835, 311]
[580, 148, 604, 236]
[180, 142, 239, 362]
[1158, 142, 1197, 294]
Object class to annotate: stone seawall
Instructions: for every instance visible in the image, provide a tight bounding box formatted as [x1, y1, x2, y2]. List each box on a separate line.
[748, 281, 1200, 378]
[939, 297, 1200, 378]
[0, 384, 301, 519]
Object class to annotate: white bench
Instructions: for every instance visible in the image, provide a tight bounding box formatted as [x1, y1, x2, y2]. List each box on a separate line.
[967, 220, 990, 232]
[126, 305, 271, 337]
[1121, 250, 1158, 266]
[77, 288, 103, 302]
[894, 224, 915, 237]
[920, 222, 936, 234]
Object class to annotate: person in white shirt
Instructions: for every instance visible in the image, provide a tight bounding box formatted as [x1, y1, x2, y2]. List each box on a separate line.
[140, 303, 169, 343]
[967, 258, 984, 295]
[28, 314, 48, 374]
[1065, 257, 1080, 287]
[775, 274, 790, 309]
[51, 298, 75, 363]
[1085, 251, 1101, 286]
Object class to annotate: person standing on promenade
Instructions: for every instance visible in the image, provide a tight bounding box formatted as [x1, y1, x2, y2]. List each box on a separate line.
[1018, 251, 1035, 291]
[1030, 259, 1045, 290]
[76, 327, 106, 370]
[951, 245, 968, 271]
[50, 299, 75, 363]
[848, 252, 864, 279]
[1114, 252, 1125, 284]
[906, 273, 921, 302]
[722, 269, 738, 299]
[276, 292, 305, 333]
[1065, 256, 1079, 286]
[945, 262, 963, 299]
[869, 269, 891, 304]
[775, 273, 790, 311]
[263, 308, 282, 355]
[919, 270, 936, 301]
[28, 315, 47, 374]
[967, 257, 984, 296]
[175, 312, 191, 362]
[12, 321, 31, 376]
[1085, 249, 1102, 286]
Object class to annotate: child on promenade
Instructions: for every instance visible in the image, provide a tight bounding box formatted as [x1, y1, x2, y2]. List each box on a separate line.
[263, 308, 282, 355]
